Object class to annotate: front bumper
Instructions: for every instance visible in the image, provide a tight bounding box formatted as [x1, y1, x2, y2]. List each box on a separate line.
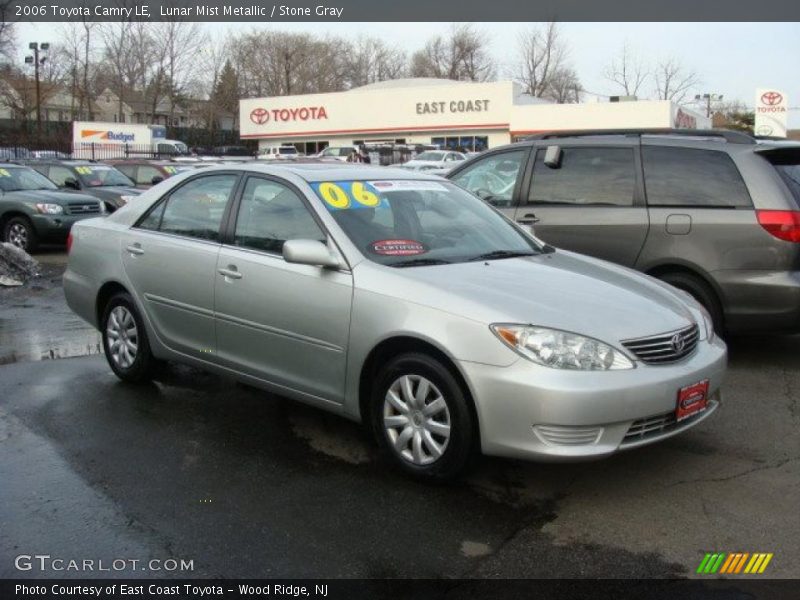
[460, 336, 727, 461]
[30, 214, 91, 242]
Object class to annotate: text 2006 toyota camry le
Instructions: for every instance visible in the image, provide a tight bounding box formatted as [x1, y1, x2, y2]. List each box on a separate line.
[64, 164, 727, 480]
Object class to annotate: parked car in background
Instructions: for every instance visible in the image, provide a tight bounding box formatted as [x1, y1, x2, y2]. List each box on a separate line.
[0, 147, 32, 160]
[314, 146, 358, 161]
[26, 160, 142, 212]
[108, 160, 206, 188]
[259, 145, 300, 160]
[402, 150, 466, 171]
[212, 145, 255, 157]
[64, 163, 725, 481]
[31, 150, 71, 159]
[0, 163, 103, 252]
[447, 129, 800, 334]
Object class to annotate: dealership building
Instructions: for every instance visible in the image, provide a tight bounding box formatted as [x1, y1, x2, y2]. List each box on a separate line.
[239, 79, 710, 154]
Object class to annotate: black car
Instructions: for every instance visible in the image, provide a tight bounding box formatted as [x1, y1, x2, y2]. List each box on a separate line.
[25, 160, 142, 212]
[0, 163, 104, 252]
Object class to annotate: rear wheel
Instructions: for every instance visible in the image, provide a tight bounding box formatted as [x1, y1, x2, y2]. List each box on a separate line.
[658, 271, 724, 335]
[371, 352, 476, 481]
[101, 292, 158, 383]
[3, 216, 38, 253]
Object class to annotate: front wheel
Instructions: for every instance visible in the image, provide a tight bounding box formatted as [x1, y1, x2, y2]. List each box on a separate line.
[3, 216, 38, 253]
[371, 352, 477, 481]
[101, 292, 158, 383]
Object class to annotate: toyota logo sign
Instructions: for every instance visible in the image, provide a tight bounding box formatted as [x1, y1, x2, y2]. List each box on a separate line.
[670, 333, 686, 353]
[761, 91, 783, 106]
[250, 108, 269, 125]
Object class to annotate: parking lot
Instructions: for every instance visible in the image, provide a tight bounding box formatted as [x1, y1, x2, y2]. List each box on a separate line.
[0, 251, 797, 580]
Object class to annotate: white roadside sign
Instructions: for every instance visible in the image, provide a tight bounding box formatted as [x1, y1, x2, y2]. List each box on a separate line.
[754, 88, 788, 138]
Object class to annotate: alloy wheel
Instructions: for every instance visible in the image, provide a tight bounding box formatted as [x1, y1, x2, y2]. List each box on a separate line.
[7, 223, 28, 250]
[383, 374, 451, 465]
[106, 306, 139, 369]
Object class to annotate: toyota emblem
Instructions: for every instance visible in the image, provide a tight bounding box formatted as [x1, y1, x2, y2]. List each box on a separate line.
[761, 91, 783, 106]
[671, 333, 686, 353]
[250, 107, 269, 125]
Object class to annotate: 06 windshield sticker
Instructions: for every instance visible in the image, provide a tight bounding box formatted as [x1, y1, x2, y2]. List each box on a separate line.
[370, 239, 427, 256]
[311, 181, 388, 211]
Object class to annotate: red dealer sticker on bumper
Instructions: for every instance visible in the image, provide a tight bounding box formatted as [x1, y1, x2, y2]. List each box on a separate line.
[370, 240, 426, 256]
[676, 379, 709, 422]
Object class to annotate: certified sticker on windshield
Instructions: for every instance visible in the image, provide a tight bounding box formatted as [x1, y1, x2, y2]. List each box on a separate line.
[369, 180, 447, 193]
[370, 239, 427, 256]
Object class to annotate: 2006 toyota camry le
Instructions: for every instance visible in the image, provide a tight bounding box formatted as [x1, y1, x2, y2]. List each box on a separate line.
[64, 163, 727, 480]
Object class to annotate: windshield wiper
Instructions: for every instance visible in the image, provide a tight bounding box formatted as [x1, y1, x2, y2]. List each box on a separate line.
[390, 258, 451, 268]
[467, 250, 539, 262]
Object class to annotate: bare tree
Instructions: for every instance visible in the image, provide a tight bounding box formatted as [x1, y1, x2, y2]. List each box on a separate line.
[545, 67, 582, 104]
[604, 43, 648, 97]
[0, 0, 16, 63]
[654, 58, 700, 104]
[59, 21, 99, 119]
[158, 21, 208, 125]
[345, 37, 406, 88]
[410, 24, 494, 82]
[99, 21, 140, 121]
[516, 22, 565, 98]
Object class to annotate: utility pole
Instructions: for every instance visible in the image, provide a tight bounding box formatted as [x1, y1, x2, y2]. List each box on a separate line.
[695, 93, 723, 118]
[25, 42, 49, 135]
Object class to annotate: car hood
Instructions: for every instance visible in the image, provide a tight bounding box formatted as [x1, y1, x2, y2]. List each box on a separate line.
[4, 189, 100, 205]
[356, 250, 696, 344]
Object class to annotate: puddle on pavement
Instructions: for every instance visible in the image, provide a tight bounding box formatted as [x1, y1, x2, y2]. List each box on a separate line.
[0, 319, 101, 365]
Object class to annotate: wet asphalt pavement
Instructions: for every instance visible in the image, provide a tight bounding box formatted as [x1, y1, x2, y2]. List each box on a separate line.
[1, 253, 798, 580]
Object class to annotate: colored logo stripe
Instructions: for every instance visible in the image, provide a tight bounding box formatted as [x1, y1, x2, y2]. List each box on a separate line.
[698, 552, 773, 574]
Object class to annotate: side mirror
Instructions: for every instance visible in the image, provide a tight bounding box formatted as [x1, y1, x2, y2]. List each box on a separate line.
[151, 176, 164, 185]
[283, 239, 341, 269]
[544, 145, 562, 169]
[64, 177, 80, 190]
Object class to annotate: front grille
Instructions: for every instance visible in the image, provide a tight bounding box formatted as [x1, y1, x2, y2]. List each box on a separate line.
[622, 397, 718, 445]
[67, 201, 101, 215]
[621, 324, 699, 365]
[533, 424, 603, 446]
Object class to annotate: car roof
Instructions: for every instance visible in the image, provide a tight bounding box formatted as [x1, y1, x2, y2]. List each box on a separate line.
[209, 162, 444, 183]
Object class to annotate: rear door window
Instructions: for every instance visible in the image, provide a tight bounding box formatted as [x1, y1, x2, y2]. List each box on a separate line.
[528, 147, 637, 206]
[642, 146, 752, 208]
[141, 174, 237, 241]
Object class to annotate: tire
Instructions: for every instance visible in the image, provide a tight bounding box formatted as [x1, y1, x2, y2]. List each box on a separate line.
[101, 292, 158, 383]
[658, 272, 724, 335]
[371, 352, 477, 481]
[3, 216, 38, 253]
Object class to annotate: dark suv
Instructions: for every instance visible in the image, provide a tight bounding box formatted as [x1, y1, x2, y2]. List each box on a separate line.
[26, 160, 141, 212]
[447, 129, 800, 334]
[0, 163, 103, 252]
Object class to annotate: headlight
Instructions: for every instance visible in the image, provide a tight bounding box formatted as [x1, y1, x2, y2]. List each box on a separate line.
[35, 203, 64, 215]
[491, 324, 635, 370]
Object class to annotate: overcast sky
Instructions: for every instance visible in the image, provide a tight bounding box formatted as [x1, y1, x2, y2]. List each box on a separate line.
[13, 21, 800, 127]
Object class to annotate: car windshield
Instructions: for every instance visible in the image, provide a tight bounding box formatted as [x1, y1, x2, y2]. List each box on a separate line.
[415, 151, 445, 161]
[279, 147, 297, 155]
[0, 166, 58, 192]
[311, 179, 542, 267]
[73, 165, 134, 187]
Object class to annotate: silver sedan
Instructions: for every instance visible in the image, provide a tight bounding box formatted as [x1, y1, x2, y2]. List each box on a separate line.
[64, 164, 727, 480]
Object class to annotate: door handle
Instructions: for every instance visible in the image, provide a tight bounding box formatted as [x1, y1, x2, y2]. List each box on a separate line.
[217, 266, 243, 280]
[125, 243, 144, 256]
[516, 213, 540, 225]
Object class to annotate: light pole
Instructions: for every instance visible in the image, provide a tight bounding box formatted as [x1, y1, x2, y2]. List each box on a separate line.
[24, 42, 49, 135]
[694, 93, 723, 118]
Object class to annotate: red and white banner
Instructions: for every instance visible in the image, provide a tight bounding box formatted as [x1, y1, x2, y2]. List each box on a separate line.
[755, 89, 788, 138]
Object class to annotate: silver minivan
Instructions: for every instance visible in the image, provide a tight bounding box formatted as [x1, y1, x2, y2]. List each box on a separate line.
[447, 129, 800, 334]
